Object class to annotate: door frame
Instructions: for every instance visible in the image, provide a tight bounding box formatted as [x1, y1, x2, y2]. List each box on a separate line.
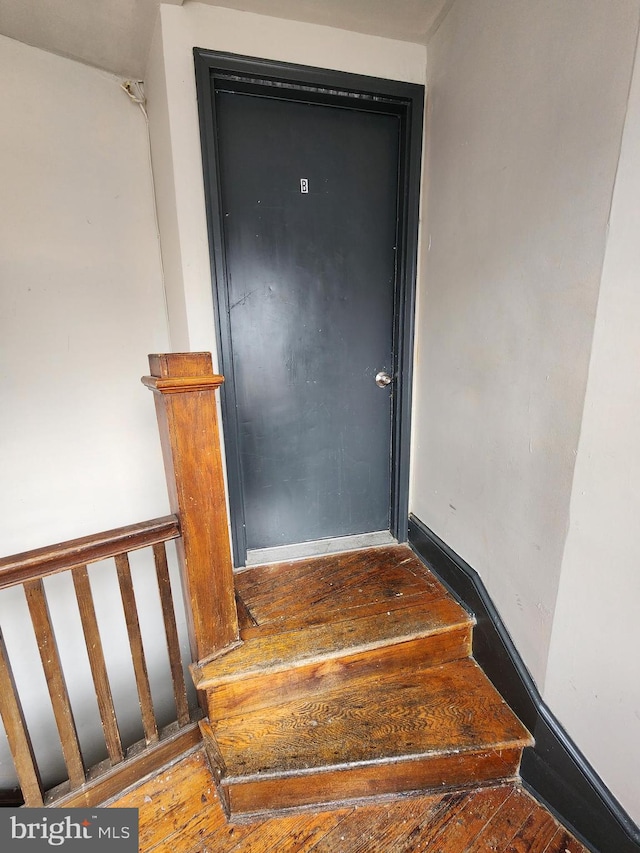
[194, 49, 424, 567]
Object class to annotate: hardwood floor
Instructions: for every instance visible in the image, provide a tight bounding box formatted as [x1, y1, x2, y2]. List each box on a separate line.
[108, 545, 588, 849]
[193, 546, 532, 818]
[109, 748, 590, 852]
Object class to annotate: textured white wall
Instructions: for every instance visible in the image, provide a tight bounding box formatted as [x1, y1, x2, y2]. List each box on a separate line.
[545, 23, 640, 822]
[0, 35, 185, 788]
[411, 0, 639, 687]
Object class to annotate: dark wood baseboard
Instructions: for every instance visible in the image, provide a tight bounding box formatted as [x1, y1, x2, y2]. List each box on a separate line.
[408, 514, 640, 853]
[45, 721, 202, 808]
[0, 789, 23, 807]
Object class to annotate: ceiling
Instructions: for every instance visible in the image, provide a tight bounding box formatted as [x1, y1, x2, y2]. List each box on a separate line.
[0, 0, 451, 79]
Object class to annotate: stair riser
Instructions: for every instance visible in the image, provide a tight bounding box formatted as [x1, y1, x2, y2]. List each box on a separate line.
[221, 747, 524, 818]
[204, 625, 472, 721]
[199, 720, 232, 815]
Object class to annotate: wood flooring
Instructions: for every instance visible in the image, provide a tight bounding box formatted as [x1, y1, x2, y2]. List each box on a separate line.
[108, 544, 589, 849]
[193, 546, 532, 817]
[109, 747, 591, 853]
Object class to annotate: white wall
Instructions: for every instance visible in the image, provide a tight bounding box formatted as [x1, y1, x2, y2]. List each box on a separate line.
[0, 35, 185, 788]
[0, 36, 171, 551]
[411, 0, 640, 687]
[544, 25, 640, 821]
[145, 1, 427, 356]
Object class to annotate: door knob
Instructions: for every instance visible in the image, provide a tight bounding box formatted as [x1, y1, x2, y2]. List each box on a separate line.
[375, 371, 393, 388]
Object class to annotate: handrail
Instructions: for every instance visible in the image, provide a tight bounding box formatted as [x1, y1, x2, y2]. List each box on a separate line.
[0, 515, 180, 590]
[0, 513, 193, 806]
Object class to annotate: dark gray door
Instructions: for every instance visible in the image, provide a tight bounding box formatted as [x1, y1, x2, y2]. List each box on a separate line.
[214, 90, 400, 555]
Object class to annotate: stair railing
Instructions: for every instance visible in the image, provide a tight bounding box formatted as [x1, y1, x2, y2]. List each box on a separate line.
[0, 515, 197, 806]
[0, 352, 240, 807]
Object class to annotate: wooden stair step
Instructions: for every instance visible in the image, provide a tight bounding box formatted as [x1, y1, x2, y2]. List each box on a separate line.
[193, 597, 474, 720]
[216, 657, 531, 776]
[206, 657, 533, 817]
[194, 596, 473, 687]
[195, 545, 533, 818]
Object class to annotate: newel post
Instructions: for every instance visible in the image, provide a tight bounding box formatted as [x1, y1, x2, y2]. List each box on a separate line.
[142, 353, 239, 662]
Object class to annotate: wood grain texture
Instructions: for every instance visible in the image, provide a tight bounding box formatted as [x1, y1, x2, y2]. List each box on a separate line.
[503, 805, 559, 852]
[198, 545, 531, 817]
[298, 794, 445, 853]
[216, 658, 530, 778]
[415, 785, 514, 849]
[24, 579, 85, 789]
[0, 628, 43, 805]
[464, 785, 534, 850]
[545, 828, 591, 853]
[205, 628, 472, 721]
[234, 544, 455, 628]
[108, 750, 591, 853]
[196, 545, 474, 711]
[50, 722, 201, 808]
[72, 564, 124, 764]
[0, 516, 179, 590]
[143, 352, 239, 662]
[153, 542, 190, 726]
[194, 598, 472, 689]
[224, 748, 525, 816]
[1, 523, 195, 806]
[115, 553, 159, 745]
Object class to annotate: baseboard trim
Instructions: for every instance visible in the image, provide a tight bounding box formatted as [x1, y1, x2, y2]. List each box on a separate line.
[0, 789, 23, 807]
[408, 514, 640, 853]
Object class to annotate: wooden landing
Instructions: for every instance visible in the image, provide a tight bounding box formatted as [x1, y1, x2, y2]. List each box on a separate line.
[109, 748, 591, 853]
[194, 545, 533, 817]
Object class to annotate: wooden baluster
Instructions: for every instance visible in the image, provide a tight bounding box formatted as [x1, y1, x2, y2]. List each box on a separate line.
[114, 554, 158, 745]
[71, 565, 124, 764]
[152, 543, 190, 726]
[142, 353, 239, 663]
[23, 579, 85, 789]
[0, 628, 43, 805]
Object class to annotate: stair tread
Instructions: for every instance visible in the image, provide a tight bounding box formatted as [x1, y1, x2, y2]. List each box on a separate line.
[235, 544, 452, 629]
[193, 595, 473, 689]
[214, 657, 533, 781]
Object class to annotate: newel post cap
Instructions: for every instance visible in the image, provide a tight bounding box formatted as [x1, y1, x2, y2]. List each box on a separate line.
[141, 352, 224, 394]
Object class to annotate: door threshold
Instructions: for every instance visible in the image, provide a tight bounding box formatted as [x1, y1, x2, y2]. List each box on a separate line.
[243, 531, 397, 568]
